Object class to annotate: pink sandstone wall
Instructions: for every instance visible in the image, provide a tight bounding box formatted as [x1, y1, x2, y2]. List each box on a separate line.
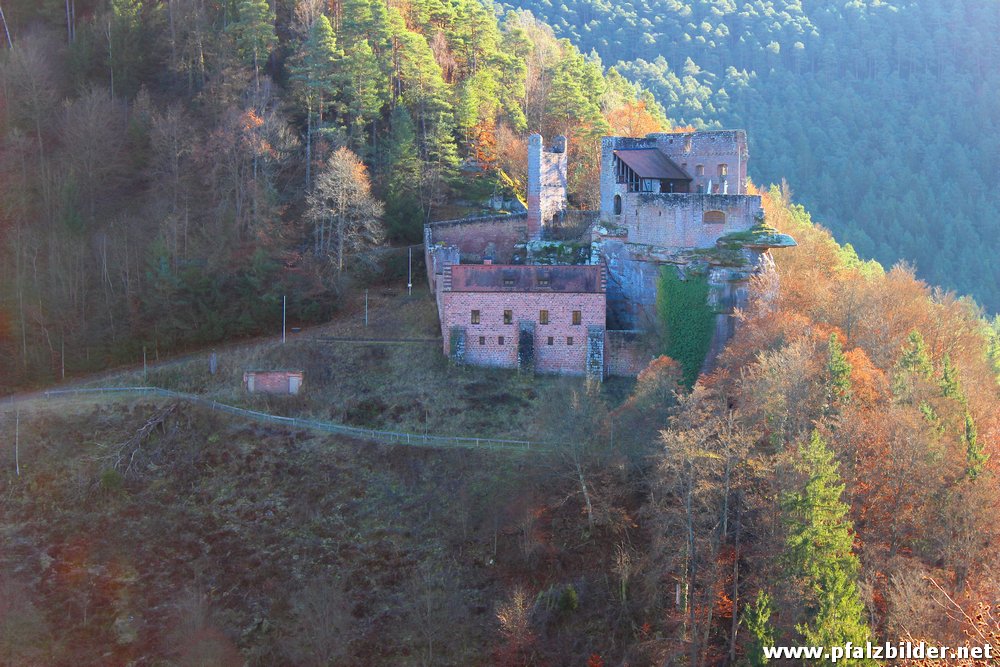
[426, 215, 527, 262]
[244, 371, 303, 394]
[615, 193, 761, 249]
[440, 291, 605, 374]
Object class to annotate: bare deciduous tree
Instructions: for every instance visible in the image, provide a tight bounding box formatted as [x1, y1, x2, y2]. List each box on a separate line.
[306, 146, 384, 273]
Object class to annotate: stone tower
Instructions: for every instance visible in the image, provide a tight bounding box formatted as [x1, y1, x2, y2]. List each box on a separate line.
[526, 134, 568, 240]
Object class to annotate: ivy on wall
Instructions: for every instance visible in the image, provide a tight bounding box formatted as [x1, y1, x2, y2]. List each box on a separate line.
[657, 266, 716, 388]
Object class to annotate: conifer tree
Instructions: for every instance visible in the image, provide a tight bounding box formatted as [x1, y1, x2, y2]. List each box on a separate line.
[743, 590, 775, 666]
[939, 353, 961, 400]
[342, 38, 386, 151]
[898, 330, 933, 379]
[781, 431, 872, 664]
[964, 411, 987, 480]
[824, 333, 852, 411]
[229, 0, 277, 86]
[290, 14, 341, 189]
[892, 329, 933, 401]
[384, 106, 424, 240]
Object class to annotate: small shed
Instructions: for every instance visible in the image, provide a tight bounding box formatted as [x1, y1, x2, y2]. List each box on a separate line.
[243, 370, 304, 395]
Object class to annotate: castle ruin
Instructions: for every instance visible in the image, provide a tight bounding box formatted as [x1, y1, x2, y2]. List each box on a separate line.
[425, 130, 795, 381]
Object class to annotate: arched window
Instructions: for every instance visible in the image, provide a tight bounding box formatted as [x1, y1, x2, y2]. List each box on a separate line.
[613, 194, 622, 215]
[703, 210, 726, 224]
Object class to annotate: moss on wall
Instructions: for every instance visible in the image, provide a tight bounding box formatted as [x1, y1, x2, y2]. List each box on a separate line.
[657, 266, 716, 388]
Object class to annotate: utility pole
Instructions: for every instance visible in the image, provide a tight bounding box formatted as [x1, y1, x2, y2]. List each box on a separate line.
[61, 338, 65, 380]
[14, 407, 20, 477]
[282, 295, 286, 344]
[364, 289, 369, 327]
[143, 346, 147, 382]
[0, 4, 12, 49]
[408, 246, 413, 296]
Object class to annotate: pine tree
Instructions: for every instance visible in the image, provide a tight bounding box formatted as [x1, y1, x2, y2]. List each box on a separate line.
[781, 431, 872, 664]
[290, 14, 341, 189]
[228, 0, 277, 86]
[892, 329, 933, 401]
[898, 330, 933, 379]
[939, 353, 961, 400]
[824, 333, 852, 411]
[384, 106, 424, 241]
[342, 38, 386, 151]
[742, 590, 775, 666]
[964, 411, 987, 480]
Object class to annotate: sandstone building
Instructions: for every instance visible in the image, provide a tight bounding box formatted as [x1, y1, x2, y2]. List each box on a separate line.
[425, 130, 794, 380]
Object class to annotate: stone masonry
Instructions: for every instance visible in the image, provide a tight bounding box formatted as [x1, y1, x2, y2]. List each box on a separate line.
[425, 129, 794, 380]
[526, 134, 568, 240]
[439, 264, 606, 376]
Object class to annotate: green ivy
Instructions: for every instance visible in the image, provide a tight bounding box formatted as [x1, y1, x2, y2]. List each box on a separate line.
[657, 266, 715, 388]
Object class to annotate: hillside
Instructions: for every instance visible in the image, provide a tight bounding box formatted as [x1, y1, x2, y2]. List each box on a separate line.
[0, 0, 671, 390]
[4, 192, 999, 665]
[505, 0, 1000, 313]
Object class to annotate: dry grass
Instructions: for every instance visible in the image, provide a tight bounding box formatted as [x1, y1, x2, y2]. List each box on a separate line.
[88, 286, 632, 440]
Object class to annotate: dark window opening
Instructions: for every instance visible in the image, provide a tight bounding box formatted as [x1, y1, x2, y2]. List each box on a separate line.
[613, 194, 622, 215]
[572, 310, 582, 325]
[498, 336, 504, 345]
[567, 337, 574, 346]
[547, 336, 554, 346]
[471, 310, 480, 324]
[703, 210, 726, 224]
[479, 336, 485, 345]
[503, 310, 512, 324]
[503, 278, 515, 287]
[696, 164, 705, 176]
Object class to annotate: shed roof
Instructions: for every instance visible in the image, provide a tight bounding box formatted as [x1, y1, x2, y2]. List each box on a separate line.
[614, 149, 691, 180]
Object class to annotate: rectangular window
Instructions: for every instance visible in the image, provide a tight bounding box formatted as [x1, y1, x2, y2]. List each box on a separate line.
[539, 310, 549, 325]
[547, 336, 554, 346]
[503, 278, 515, 287]
[572, 310, 582, 325]
[498, 336, 504, 345]
[479, 336, 485, 345]
[718, 163, 728, 177]
[537, 278, 550, 287]
[503, 310, 512, 324]
[471, 310, 480, 324]
[567, 337, 574, 346]
[696, 164, 705, 176]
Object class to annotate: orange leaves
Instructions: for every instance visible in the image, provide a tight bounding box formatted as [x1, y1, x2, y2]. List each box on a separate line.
[605, 100, 665, 138]
[844, 347, 889, 409]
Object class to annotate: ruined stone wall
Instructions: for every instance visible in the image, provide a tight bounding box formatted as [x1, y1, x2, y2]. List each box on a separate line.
[440, 290, 605, 375]
[426, 214, 528, 263]
[599, 131, 749, 220]
[617, 193, 762, 249]
[649, 130, 748, 195]
[527, 134, 568, 239]
[605, 330, 656, 377]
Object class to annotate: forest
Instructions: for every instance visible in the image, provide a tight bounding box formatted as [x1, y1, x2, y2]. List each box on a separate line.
[2, 188, 999, 665]
[505, 0, 1000, 313]
[2, 0, 1000, 664]
[0, 0, 669, 390]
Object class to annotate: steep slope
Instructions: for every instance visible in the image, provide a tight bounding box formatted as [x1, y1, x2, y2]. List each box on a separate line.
[506, 0, 1000, 312]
